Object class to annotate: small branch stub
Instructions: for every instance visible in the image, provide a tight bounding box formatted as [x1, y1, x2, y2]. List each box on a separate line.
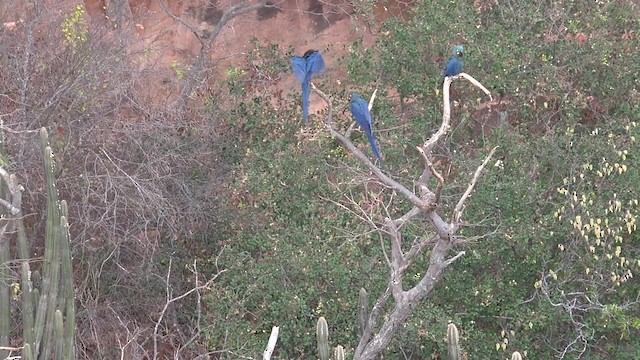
[334, 345, 346, 360]
[262, 326, 279, 360]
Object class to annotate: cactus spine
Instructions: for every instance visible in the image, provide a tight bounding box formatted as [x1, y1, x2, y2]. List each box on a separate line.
[0, 128, 75, 359]
[317, 316, 330, 360]
[447, 323, 461, 360]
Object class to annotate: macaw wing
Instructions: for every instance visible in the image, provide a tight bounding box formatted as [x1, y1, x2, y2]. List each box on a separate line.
[306, 51, 326, 75]
[455, 58, 464, 75]
[350, 94, 381, 160]
[291, 56, 308, 83]
[350, 95, 372, 134]
[443, 57, 458, 77]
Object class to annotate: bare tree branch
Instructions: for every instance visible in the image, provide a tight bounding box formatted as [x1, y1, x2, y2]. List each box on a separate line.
[171, 0, 274, 113]
[262, 326, 279, 360]
[459, 73, 493, 101]
[153, 255, 226, 360]
[313, 72, 495, 360]
[452, 146, 497, 226]
[367, 88, 378, 111]
[313, 86, 428, 209]
[416, 147, 444, 206]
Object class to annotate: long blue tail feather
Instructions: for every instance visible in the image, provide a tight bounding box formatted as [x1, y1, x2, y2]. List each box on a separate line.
[366, 131, 382, 161]
[291, 51, 326, 123]
[350, 94, 382, 160]
[302, 75, 311, 124]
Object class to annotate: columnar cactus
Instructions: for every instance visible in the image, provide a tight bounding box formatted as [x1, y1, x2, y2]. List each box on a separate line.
[0, 125, 9, 360]
[334, 345, 345, 360]
[512, 351, 523, 360]
[447, 323, 461, 360]
[0, 128, 76, 359]
[316, 316, 348, 360]
[358, 288, 369, 337]
[317, 317, 330, 360]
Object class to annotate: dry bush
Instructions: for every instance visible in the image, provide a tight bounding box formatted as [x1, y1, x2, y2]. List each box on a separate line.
[1, 1, 232, 358]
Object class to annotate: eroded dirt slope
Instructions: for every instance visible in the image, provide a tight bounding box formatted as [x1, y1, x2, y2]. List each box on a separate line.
[80, 0, 413, 114]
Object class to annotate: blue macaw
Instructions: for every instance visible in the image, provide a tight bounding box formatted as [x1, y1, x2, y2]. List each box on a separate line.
[349, 94, 382, 161]
[291, 49, 326, 124]
[443, 45, 464, 78]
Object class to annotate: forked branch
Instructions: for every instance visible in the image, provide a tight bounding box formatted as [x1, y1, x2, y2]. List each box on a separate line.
[153, 256, 226, 360]
[312, 73, 495, 360]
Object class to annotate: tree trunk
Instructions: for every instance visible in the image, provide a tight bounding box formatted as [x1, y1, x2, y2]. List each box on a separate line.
[105, 0, 133, 31]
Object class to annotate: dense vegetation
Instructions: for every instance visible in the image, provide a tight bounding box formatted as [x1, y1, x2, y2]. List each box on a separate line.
[0, 0, 639, 359]
[209, 0, 640, 359]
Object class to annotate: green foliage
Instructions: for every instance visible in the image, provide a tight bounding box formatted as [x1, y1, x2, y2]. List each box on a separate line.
[444, 120, 640, 358]
[225, 65, 246, 96]
[343, 0, 640, 357]
[225, 66, 246, 79]
[542, 120, 640, 344]
[347, 0, 640, 130]
[247, 37, 292, 81]
[357, 288, 368, 337]
[447, 323, 524, 360]
[200, 0, 640, 358]
[551, 124, 639, 288]
[171, 60, 189, 80]
[61, 5, 87, 47]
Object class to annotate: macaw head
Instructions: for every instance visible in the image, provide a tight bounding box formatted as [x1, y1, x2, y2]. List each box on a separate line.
[453, 45, 464, 58]
[303, 49, 318, 58]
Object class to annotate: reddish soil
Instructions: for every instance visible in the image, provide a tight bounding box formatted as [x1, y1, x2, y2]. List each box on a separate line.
[2, 0, 414, 116]
[78, 0, 413, 116]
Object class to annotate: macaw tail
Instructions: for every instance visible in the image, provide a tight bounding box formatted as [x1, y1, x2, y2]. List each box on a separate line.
[302, 76, 310, 124]
[365, 131, 382, 161]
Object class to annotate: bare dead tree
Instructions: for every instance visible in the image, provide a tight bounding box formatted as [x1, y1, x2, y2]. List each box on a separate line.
[535, 258, 640, 358]
[312, 73, 495, 360]
[159, 0, 279, 113]
[262, 326, 280, 360]
[105, 0, 134, 30]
